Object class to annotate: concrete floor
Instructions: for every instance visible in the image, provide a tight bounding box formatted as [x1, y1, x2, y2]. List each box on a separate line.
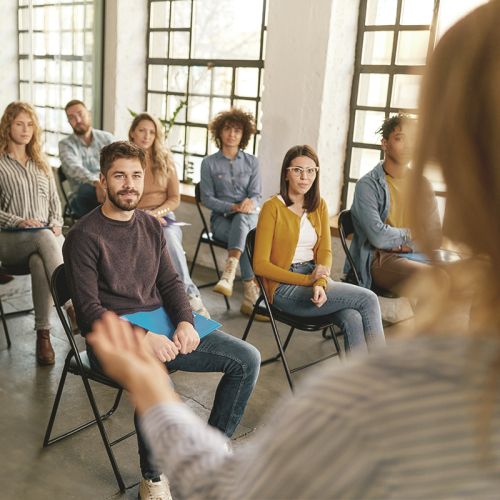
[0, 266, 404, 500]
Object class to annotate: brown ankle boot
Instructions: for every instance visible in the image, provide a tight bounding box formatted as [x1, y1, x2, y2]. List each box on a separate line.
[36, 329, 55, 365]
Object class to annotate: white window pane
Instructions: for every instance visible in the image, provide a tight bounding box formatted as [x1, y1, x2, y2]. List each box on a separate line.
[189, 66, 212, 95]
[391, 74, 421, 109]
[187, 97, 210, 124]
[168, 65, 188, 93]
[365, 0, 397, 25]
[171, 0, 191, 28]
[357, 73, 389, 107]
[396, 31, 429, 66]
[210, 98, 231, 119]
[147, 93, 167, 118]
[192, 0, 264, 60]
[149, 32, 168, 58]
[167, 125, 186, 151]
[169, 31, 190, 59]
[233, 99, 257, 118]
[212, 67, 232, 96]
[185, 156, 202, 183]
[150, 1, 170, 28]
[353, 110, 386, 144]
[235, 68, 259, 98]
[148, 65, 168, 92]
[400, 0, 434, 25]
[349, 148, 382, 179]
[361, 31, 394, 65]
[435, 0, 488, 41]
[166, 95, 187, 123]
[346, 182, 357, 210]
[186, 127, 207, 155]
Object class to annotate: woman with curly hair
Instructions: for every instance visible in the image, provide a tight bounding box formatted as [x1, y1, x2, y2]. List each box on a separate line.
[129, 112, 209, 318]
[0, 101, 73, 364]
[200, 108, 267, 321]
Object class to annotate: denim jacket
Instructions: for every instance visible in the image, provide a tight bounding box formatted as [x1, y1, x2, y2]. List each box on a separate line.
[344, 161, 441, 289]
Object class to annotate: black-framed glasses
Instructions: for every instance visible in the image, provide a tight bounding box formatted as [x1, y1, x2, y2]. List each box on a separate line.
[287, 166, 319, 178]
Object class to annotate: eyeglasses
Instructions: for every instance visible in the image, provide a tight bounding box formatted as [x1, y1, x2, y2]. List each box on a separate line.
[287, 166, 319, 178]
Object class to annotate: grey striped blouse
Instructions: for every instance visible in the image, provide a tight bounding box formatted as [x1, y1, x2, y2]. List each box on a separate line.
[141, 336, 500, 499]
[0, 153, 63, 228]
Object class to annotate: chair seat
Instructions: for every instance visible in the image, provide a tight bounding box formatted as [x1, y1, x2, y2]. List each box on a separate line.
[69, 351, 122, 389]
[254, 301, 338, 331]
[200, 231, 227, 248]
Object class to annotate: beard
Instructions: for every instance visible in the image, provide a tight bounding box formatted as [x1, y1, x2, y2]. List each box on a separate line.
[107, 188, 141, 211]
[72, 123, 90, 136]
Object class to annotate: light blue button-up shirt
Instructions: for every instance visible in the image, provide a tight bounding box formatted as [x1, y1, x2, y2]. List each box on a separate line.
[58, 128, 115, 192]
[200, 150, 262, 222]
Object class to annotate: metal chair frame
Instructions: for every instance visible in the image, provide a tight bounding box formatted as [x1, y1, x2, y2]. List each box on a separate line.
[241, 229, 343, 391]
[42, 264, 135, 493]
[189, 183, 230, 310]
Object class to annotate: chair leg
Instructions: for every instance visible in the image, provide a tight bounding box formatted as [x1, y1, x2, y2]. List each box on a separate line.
[207, 242, 230, 310]
[189, 234, 203, 276]
[268, 315, 294, 391]
[80, 376, 126, 492]
[43, 351, 72, 446]
[242, 305, 258, 341]
[0, 298, 11, 348]
[329, 326, 342, 358]
[282, 327, 295, 352]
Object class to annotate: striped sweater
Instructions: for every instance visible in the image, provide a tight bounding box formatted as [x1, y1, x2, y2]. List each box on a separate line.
[141, 335, 500, 499]
[0, 153, 62, 228]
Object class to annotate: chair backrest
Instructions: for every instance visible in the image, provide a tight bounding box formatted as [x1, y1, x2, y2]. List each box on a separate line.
[51, 264, 81, 354]
[337, 210, 361, 286]
[194, 183, 211, 235]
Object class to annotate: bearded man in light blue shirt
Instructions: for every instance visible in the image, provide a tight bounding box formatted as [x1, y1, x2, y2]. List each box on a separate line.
[59, 100, 115, 217]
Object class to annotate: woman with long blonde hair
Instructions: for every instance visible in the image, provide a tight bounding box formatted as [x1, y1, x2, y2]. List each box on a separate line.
[0, 102, 72, 365]
[129, 112, 209, 318]
[85, 3, 500, 497]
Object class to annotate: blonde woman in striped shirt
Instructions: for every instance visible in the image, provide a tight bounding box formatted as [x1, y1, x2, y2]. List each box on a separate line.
[0, 102, 70, 365]
[87, 2, 500, 498]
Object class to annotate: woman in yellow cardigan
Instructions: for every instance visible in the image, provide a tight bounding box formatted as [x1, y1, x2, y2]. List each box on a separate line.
[254, 145, 384, 353]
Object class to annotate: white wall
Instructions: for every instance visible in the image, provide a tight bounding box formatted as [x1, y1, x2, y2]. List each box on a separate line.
[0, 1, 19, 112]
[258, 0, 359, 214]
[102, 0, 147, 139]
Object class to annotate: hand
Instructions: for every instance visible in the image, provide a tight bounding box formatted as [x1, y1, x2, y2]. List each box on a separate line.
[238, 198, 255, 214]
[94, 182, 106, 204]
[144, 209, 168, 226]
[310, 264, 330, 281]
[51, 226, 62, 236]
[86, 312, 179, 415]
[145, 331, 179, 362]
[400, 244, 412, 253]
[18, 219, 44, 228]
[311, 285, 327, 308]
[172, 321, 200, 355]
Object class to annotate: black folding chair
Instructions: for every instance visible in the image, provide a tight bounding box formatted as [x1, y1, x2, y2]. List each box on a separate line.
[56, 167, 79, 225]
[43, 264, 135, 493]
[338, 209, 397, 298]
[241, 229, 343, 391]
[0, 263, 34, 348]
[189, 183, 230, 310]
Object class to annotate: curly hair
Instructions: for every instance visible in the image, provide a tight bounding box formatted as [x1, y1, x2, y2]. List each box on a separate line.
[209, 108, 256, 150]
[376, 113, 414, 140]
[0, 101, 51, 176]
[128, 112, 175, 187]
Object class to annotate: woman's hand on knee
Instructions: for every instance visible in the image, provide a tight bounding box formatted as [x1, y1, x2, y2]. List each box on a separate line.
[311, 285, 327, 307]
[51, 225, 62, 236]
[311, 264, 330, 281]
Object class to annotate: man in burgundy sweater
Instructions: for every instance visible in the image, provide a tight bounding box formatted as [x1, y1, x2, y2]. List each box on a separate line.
[63, 141, 260, 500]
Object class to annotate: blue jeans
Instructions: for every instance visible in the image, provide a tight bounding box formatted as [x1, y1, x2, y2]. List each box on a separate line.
[211, 213, 258, 280]
[86, 329, 260, 479]
[272, 261, 385, 353]
[163, 217, 200, 297]
[70, 184, 99, 218]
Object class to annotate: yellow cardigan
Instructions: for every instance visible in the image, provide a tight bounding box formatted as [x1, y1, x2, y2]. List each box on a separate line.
[253, 195, 332, 303]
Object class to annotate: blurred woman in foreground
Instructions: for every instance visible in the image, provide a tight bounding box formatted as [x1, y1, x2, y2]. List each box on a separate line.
[88, 2, 500, 498]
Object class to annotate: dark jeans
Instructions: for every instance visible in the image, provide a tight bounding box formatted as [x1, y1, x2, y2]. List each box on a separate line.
[86, 329, 260, 479]
[70, 183, 99, 218]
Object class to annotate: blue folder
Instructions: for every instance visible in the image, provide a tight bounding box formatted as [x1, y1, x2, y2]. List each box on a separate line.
[121, 307, 221, 340]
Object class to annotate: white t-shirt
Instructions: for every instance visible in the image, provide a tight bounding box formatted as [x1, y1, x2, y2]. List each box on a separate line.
[277, 195, 317, 263]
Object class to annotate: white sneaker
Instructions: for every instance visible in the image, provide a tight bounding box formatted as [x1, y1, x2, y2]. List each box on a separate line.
[188, 294, 211, 318]
[378, 296, 414, 324]
[213, 256, 239, 297]
[139, 475, 172, 500]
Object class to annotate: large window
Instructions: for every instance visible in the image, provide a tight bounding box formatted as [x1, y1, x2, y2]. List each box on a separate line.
[145, 0, 267, 183]
[17, 0, 103, 166]
[342, 0, 489, 212]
